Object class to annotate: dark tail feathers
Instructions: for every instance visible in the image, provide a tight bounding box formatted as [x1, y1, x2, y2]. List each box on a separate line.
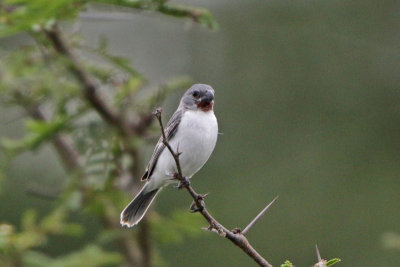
[120, 187, 159, 227]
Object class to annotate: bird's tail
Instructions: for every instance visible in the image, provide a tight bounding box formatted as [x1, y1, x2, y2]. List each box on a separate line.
[120, 184, 160, 227]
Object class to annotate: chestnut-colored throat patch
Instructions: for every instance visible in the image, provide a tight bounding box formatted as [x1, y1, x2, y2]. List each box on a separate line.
[197, 101, 214, 112]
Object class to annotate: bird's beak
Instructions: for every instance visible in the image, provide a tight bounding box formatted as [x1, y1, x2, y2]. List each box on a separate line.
[201, 91, 214, 105]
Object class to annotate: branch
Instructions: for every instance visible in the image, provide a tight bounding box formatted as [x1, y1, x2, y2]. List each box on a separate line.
[43, 24, 155, 267]
[24, 105, 143, 266]
[43, 25, 132, 136]
[154, 108, 274, 267]
[26, 105, 81, 171]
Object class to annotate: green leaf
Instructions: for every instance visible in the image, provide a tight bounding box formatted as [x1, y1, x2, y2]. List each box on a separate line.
[281, 260, 294, 267]
[138, 76, 192, 111]
[23, 250, 56, 266]
[14, 230, 46, 251]
[0, 116, 70, 154]
[21, 209, 37, 231]
[0, 224, 14, 249]
[0, 0, 86, 37]
[91, 0, 218, 30]
[65, 190, 83, 211]
[152, 210, 204, 244]
[40, 208, 65, 234]
[326, 258, 341, 266]
[23, 245, 122, 267]
[158, 4, 219, 30]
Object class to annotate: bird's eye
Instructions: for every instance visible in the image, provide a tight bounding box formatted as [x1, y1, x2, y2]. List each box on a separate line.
[192, 90, 200, 98]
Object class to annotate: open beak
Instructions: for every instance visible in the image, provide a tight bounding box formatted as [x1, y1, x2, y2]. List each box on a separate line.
[201, 91, 214, 105]
[197, 91, 214, 111]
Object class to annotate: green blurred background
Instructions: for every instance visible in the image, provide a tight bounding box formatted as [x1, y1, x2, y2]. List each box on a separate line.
[1, 0, 400, 266]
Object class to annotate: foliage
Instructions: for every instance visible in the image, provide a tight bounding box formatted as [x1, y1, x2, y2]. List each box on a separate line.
[326, 258, 341, 266]
[281, 260, 294, 267]
[0, 0, 213, 266]
[281, 257, 341, 266]
[0, 0, 341, 266]
[152, 211, 204, 244]
[0, 0, 218, 38]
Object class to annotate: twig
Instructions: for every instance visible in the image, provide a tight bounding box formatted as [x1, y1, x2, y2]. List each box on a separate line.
[43, 25, 131, 136]
[43, 23, 155, 267]
[25, 103, 143, 266]
[27, 105, 81, 171]
[153, 108, 183, 176]
[25, 184, 60, 200]
[242, 196, 279, 235]
[154, 108, 274, 267]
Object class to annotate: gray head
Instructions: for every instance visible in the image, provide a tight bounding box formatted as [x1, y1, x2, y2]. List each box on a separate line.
[179, 84, 215, 112]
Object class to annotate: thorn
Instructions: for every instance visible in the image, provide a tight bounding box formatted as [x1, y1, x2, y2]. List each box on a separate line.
[316, 244, 322, 262]
[232, 228, 241, 234]
[176, 142, 182, 156]
[242, 195, 279, 235]
[201, 226, 220, 235]
[198, 192, 209, 200]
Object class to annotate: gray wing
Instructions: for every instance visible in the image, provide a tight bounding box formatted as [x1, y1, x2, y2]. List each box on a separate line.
[141, 109, 183, 180]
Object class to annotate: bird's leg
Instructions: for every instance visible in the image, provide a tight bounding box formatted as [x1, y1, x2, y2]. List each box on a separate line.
[172, 172, 190, 189]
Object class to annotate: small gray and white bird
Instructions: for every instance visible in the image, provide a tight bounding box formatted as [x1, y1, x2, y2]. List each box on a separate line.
[120, 84, 218, 227]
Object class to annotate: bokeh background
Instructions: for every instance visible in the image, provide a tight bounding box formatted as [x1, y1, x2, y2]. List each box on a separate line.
[1, 0, 400, 266]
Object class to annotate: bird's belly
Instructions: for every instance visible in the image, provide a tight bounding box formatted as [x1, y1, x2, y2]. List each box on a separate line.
[176, 134, 213, 177]
[148, 110, 218, 190]
[170, 111, 218, 177]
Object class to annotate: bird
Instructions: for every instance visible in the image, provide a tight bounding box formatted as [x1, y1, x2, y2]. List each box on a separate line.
[120, 84, 218, 227]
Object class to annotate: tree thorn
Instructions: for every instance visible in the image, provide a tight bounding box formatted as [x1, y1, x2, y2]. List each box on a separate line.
[242, 195, 279, 235]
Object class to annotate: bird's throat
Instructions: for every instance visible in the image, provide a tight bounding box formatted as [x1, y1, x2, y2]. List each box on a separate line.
[197, 101, 214, 112]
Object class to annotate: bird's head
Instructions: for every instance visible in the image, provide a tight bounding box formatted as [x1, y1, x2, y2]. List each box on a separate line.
[180, 84, 215, 112]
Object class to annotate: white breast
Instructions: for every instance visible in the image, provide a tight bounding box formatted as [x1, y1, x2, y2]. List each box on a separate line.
[149, 109, 218, 189]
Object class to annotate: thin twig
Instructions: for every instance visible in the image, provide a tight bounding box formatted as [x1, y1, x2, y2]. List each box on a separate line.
[153, 108, 183, 176]
[43, 25, 131, 136]
[42, 23, 156, 267]
[25, 105, 142, 265]
[25, 184, 60, 200]
[154, 108, 274, 267]
[26, 105, 81, 171]
[242, 196, 279, 235]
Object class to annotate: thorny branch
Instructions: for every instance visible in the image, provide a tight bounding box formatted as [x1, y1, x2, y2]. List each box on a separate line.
[24, 105, 142, 266]
[44, 27, 126, 131]
[154, 108, 276, 267]
[39, 24, 155, 267]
